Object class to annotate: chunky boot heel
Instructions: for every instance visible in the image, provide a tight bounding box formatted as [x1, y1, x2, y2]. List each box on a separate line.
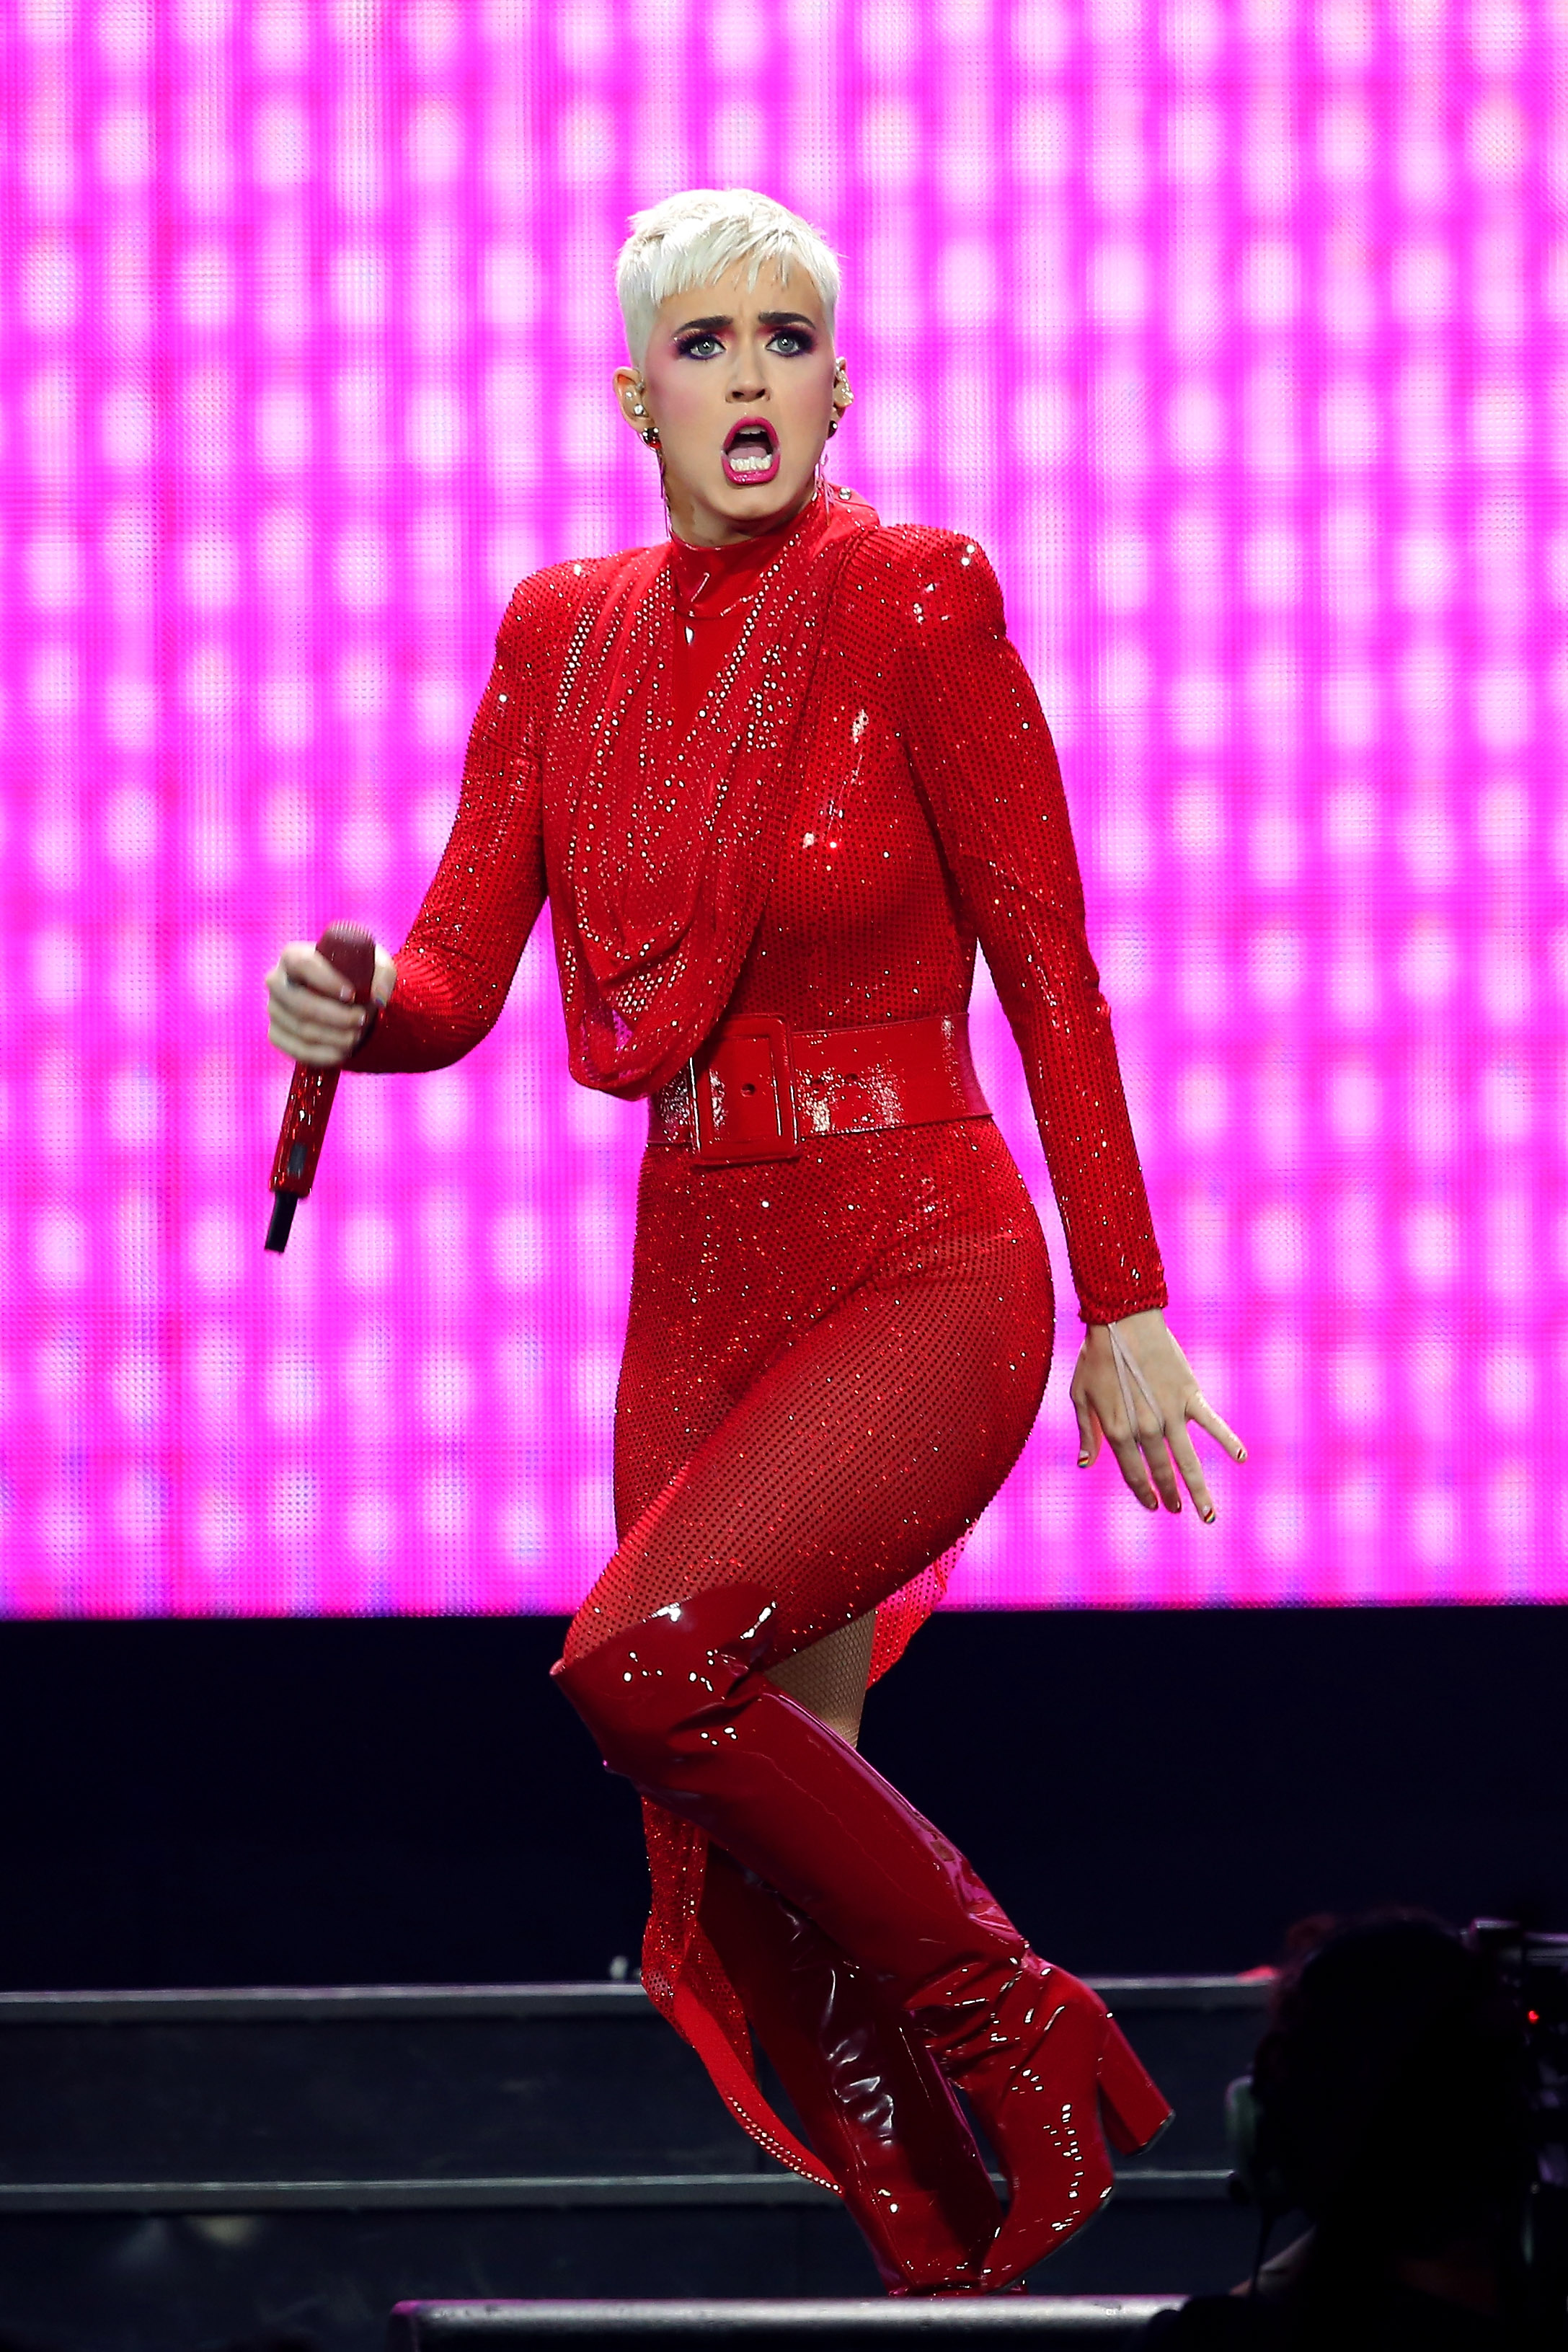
[934, 1963, 1118, 2291]
[1097, 2015, 1174, 2157]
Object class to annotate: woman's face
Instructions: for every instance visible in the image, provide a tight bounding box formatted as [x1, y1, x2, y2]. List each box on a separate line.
[614, 260, 842, 546]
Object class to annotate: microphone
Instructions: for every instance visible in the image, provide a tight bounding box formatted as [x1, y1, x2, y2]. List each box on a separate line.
[265, 921, 377, 1256]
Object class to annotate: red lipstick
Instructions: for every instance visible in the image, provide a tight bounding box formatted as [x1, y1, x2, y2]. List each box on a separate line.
[722, 416, 780, 487]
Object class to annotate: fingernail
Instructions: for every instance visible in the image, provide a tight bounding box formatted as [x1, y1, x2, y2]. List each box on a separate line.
[1077, 1455, 1090, 1468]
[1237, 1447, 1248, 1464]
[1144, 1495, 1159, 1512]
[340, 986, 353, 1002]
[1202, 1506, 1217, 1524]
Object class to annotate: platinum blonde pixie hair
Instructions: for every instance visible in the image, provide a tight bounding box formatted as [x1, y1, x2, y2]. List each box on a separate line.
[616, 188, 841, 370]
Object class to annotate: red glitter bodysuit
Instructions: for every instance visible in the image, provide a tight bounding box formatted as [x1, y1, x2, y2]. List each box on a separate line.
[352, 482, 1166, 2180]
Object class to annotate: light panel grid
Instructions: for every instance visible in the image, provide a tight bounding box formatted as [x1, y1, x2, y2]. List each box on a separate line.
[1, 0, 1564, 1616]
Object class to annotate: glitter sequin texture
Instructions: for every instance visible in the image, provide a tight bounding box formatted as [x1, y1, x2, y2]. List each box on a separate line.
[352, 485, 1168, 2171]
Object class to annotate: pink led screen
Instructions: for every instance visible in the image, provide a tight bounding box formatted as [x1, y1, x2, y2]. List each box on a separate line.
[4, 0, 1565, 1618]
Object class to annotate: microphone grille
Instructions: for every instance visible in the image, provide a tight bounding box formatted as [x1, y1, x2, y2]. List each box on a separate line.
[316, 921, 376, 999]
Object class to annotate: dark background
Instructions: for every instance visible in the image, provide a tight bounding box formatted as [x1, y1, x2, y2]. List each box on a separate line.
[1, 1605, 1564, 1992]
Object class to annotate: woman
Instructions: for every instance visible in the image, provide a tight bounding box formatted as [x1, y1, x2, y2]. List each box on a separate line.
[267, 188, 1245, 2296]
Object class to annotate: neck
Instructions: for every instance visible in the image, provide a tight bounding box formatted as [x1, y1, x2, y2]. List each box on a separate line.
[665, 477, 820, 550]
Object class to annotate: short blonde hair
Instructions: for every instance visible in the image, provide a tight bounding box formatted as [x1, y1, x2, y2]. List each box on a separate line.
[616, 188, 841, 370]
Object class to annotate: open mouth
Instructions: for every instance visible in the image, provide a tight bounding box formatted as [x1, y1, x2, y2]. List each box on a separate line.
[722, 418, 780, 485]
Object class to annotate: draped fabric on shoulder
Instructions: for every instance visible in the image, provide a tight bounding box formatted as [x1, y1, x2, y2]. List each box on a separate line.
[542, 486, 880, 1099]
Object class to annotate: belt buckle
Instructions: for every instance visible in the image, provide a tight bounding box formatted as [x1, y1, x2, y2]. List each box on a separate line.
[690, 1015, 800, 1165]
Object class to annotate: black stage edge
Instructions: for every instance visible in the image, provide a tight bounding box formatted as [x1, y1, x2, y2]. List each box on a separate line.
[0, 1607, 1564, 1991]
[385, 2302, 1182, 2348]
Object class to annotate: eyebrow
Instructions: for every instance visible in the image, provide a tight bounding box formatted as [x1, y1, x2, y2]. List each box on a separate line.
[671, 311, 818, 335]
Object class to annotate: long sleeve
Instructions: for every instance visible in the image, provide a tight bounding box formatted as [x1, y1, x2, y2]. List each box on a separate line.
[892, 532, 1166, 1325]
[348, 574, 554, 1075]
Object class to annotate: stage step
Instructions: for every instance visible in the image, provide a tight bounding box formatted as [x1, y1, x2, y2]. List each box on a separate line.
[0, 1979, 1267, 2352]
[387, 2299, 1184, 2348]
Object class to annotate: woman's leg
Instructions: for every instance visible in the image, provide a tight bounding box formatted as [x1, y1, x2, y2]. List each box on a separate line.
[557, 1247, 1169, 2291]
[567, 1228, 1048, 1672]
[601, 1243, 1035, 2289]
[558, 1580, 1171, 2289]
[699, 1850, 1003, 2292]
[612, 1245, 879, 1748]
[766, 1612, 877, 1746]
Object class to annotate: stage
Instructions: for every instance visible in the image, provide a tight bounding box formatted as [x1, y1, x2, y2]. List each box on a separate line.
[0, 1610, 1562, 2346]
[0, 1975, 1256, 2351]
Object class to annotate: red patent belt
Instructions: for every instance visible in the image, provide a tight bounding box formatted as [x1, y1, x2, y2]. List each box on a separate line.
[648, 1011, 991, 1166]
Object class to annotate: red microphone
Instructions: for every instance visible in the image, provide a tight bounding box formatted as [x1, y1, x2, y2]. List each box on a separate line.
[265, 921, 377, 1255]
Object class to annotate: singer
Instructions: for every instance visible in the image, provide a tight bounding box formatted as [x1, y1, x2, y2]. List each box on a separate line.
[265, 188, 1244, 2295]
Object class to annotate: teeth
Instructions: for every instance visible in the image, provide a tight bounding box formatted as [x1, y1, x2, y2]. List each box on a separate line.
[727, 448, 774, 473]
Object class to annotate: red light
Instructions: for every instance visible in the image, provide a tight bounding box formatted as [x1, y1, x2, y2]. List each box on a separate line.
[1528, 2009, 1541, 2024]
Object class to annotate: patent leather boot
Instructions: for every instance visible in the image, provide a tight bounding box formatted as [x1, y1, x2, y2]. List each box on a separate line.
[701, 1849, 1003, 2294]
[554, 1588, 1171, 2294]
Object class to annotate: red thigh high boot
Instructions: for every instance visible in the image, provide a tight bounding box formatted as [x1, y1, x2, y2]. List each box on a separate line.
[700, 1848, 1004, 2294]
[554, 1588, 1171, 2293]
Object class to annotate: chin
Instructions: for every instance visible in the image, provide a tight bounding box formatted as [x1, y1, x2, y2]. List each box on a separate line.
[716, 469, 815, 513]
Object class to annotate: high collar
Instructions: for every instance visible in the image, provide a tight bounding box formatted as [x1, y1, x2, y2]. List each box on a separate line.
[667, 482, 830, 622]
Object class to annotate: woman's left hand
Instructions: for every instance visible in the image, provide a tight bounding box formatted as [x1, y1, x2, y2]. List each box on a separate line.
[1070, 1308, 1245, 1522]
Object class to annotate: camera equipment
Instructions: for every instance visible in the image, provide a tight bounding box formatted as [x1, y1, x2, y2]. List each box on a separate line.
[1466, 1919, 1568, 2347]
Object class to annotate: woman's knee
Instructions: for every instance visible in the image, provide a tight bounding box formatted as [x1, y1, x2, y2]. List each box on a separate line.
[553, 1583, 778, 1785]
[552, 1637, 677, 1780]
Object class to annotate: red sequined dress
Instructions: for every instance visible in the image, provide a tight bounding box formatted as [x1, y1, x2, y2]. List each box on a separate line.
[351, 482, 1166, 2180]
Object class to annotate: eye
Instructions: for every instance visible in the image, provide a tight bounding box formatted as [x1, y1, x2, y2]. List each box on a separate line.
[676, 332, 724, 359]
[769, 329, 813, 355]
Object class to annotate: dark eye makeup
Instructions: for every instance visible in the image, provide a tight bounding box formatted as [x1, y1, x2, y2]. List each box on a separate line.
[673, 327, 816, 359]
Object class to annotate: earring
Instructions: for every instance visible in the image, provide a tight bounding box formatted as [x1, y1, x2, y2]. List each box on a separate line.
[641, 425, 660, 446]
[826, 415, 839, 436]
[632, 402, 645, 415]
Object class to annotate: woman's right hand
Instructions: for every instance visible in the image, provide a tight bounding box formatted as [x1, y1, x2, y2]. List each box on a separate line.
[265, 940, 397, 1067]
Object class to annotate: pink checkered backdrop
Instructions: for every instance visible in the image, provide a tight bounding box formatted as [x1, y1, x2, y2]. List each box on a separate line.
[3, 0, 1564, 1617]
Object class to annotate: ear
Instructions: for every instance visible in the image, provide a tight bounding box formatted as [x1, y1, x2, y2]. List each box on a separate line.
[611, 364, 648, 435]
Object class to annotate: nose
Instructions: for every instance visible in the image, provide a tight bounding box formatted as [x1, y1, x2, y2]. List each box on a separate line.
[727, 343, 767, 400]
